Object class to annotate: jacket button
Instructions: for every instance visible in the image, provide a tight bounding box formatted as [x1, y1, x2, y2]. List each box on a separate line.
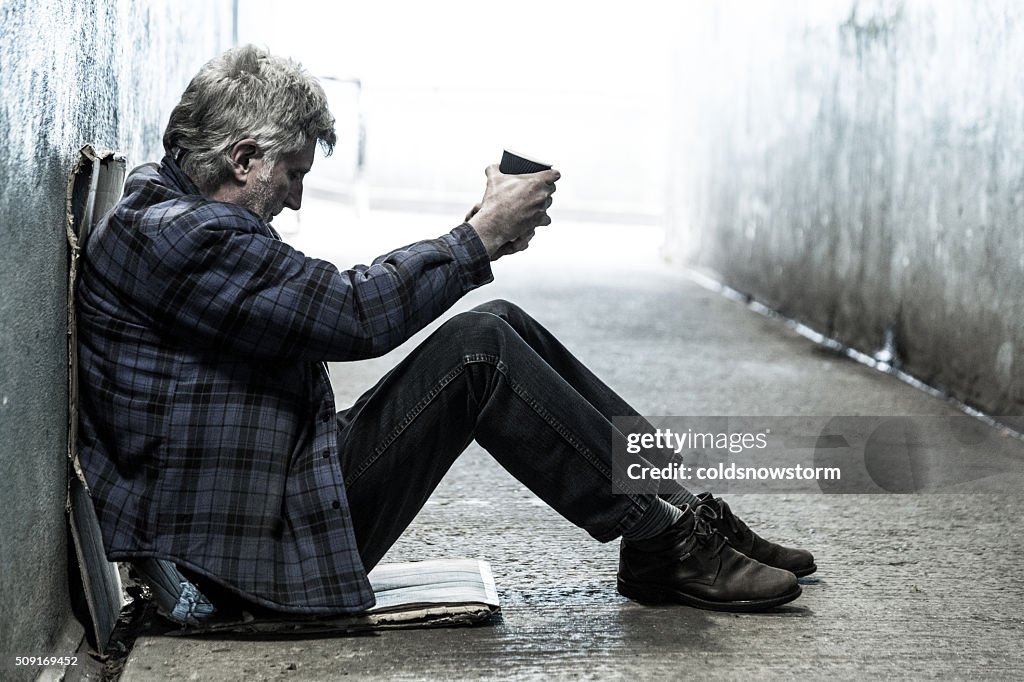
[332, 500, 341, 509]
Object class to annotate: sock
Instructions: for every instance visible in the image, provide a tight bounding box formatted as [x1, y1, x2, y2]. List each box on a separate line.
[662, 488, 701, 510]
[621, 497, 684, 541]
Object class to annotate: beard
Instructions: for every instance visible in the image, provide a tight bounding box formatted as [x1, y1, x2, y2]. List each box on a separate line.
[240, 163, 281, 222]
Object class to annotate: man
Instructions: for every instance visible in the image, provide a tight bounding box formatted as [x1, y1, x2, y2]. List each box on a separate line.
[76, 45, 814, 622]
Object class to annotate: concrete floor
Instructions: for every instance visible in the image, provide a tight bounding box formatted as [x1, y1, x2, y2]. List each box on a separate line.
[119, 207, 1024, 680]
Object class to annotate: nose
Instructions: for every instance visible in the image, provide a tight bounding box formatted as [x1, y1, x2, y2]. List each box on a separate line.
[285, 180, 303, 211]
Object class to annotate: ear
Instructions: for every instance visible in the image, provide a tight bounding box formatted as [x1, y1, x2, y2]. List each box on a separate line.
[227, 138, 262, 184]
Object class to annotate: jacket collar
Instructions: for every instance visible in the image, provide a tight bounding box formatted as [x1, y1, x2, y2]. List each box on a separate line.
[160, 154, 203, 196]
[158, 153, 283, 240]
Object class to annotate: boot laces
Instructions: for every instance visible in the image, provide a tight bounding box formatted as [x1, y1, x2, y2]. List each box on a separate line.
[689, 504, 728, 556]
[699, 496, 747, 539]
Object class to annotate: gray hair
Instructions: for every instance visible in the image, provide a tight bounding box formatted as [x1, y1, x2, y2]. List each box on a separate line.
[163, 45, 336, 192]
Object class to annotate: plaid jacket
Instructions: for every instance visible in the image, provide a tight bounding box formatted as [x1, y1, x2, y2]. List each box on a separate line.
[76, 156, 492, 613]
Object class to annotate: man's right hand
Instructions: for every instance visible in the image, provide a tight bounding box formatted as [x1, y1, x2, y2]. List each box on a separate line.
[466, 165, 560, 261]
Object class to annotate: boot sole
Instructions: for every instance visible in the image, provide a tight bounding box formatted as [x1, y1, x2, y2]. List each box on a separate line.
[617, 578, 802, 613]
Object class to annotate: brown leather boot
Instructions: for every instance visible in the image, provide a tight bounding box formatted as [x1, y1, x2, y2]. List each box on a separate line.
[618, 505, 801, 612]
[695, 492, 817, 577]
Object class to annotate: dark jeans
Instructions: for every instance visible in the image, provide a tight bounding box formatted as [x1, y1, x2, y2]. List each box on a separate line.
[183, 298, 682, 615]
[336, 299, 666, 570]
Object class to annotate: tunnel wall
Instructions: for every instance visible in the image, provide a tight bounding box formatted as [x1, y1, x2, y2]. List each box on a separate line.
[0, 1, 231, 673]
[666, 1, 1024, 422]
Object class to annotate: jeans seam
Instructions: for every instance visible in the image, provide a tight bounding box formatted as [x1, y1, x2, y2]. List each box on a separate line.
[344, 362, 467, 487]
[602, 498, 650, 543]
[344, 351, 650, 541]
[470, 354, 648, 501]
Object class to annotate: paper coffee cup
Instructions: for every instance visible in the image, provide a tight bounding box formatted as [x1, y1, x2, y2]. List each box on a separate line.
[499, 149, 552, 175]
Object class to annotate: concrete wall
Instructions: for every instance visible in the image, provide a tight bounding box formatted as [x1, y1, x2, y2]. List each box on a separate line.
[0, 1, 230, 673]
[667, 1, 1024, 423]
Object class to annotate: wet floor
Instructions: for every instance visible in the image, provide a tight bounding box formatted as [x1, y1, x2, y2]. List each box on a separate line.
[121, 205, 1024, 680]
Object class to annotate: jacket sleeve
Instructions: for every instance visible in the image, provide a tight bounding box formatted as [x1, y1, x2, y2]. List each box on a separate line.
[136, 209, 493, 360]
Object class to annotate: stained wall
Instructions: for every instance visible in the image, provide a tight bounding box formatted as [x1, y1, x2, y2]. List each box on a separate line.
[667, 1, 1024, 423]
[0, 1, 231, 672]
